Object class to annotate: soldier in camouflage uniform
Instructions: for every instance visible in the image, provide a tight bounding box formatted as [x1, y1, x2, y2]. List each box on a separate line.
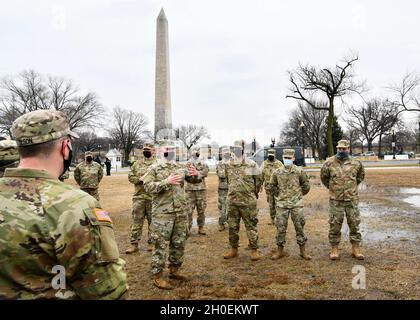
[0, 140, 20, 178]
[320, 140, 365, 260]
[0, 110, 127, 299]
[185, 146, 209, 235]
[74, 151, 104, 202]
[269, 149, 311, 260]
[223, 140, 263, 261]
[143, 140, 201, 289]
[261, 148, 284, 225]
[125, 142, 156, 254]
[215, 147, 230, 231]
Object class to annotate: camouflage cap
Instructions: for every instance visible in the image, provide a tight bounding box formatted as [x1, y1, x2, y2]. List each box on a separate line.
[233, 140, 245, 149]
[0, 140, 20, 161]
[12, 110, 79, 147]
[221, 146, 230, 154]
[268, 148, 276, 155]
[85, 151, 93, 157]
[158, 139, 175, 148]
[337, 140, 350, 148]
[283, 149, 295, 158]
[143, 141, 155, 150]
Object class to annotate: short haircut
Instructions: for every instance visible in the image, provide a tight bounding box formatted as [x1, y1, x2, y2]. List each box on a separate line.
[18, 138, 63, 159]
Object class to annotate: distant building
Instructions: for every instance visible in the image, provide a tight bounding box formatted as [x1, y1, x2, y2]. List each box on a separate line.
[106, 149, 123, 171]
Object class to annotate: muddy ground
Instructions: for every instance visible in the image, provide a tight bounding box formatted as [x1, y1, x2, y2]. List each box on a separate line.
[68, 168, 420, 300]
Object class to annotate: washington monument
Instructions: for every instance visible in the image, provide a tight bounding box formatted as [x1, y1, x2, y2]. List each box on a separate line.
[154, 8, 172, 139]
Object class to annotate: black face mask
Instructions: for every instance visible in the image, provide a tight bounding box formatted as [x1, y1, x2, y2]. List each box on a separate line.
[164, 151, 176, 161]
[86, 156, 93, 162]
[143, 151, 152, 158]
[268, 155, 275, 161]
[193, 153, 200, 159]
[62, 146, 73, 177]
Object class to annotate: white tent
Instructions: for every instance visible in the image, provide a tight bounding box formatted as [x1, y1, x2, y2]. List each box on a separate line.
[106, 149, 122, 171]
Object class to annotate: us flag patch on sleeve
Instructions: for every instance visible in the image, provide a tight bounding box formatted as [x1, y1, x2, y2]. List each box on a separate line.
[93, 208, 112, 223]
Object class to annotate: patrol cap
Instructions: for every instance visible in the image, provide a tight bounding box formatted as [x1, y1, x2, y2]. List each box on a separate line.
[283, 149, 295, 158]
[268, 148, 276, 156]
[158, 139, 176, 149]
[12, 110, 79, 147]
[143, 141, 155, 150]
[337, 140, 350, 148]
[233, 140, 245, 149]
[0, 140, 20, 161]
[221, 146, 230, 154]
[85, 151, 93, 157]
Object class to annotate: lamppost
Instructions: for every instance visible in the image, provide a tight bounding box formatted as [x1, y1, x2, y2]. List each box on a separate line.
[132, 140, 135, 159]
[392, 129, 396, 160]
[418, 121, 420, 153]
[300, 121, 305, 158]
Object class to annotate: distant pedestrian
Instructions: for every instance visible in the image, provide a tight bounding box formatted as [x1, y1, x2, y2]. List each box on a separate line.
[105, 157, 112, 176]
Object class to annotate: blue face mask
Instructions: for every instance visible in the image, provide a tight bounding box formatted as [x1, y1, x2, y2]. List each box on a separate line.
[283, 159, 293, 166]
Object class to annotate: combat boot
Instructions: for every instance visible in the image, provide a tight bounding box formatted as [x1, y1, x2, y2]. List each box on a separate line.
[270, 246, 285, 260]
[299, 245, 312, 260]
[169, 266, 187, 281]
[330, 245, 340, 260]
[250, 249, 262, 261]
[218, 224, 226, 232]
[147, 243, 154, 252]
[125, 243, 139, 254]
[153, 272, 173, 290]
[223, 248, 238, 259]
[198, 226, 206, 235]
[351, 243, 365, 260]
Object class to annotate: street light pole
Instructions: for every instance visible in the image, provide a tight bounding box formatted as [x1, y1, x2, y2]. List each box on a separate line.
[300, 121, 305, 158]
[392, 129, 396, 160]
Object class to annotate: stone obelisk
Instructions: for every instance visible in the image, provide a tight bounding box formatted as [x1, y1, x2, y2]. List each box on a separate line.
[154, 8, 172, 139]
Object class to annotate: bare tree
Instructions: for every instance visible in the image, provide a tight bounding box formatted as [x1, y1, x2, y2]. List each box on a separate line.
[280, 102, 327, 158]
[346, 99, 400, 154]
[343, 127, 363, 152]
[286, 54, 364, 156]
[0, 70, 104, 135]
[107, 107, 151, 162]
[175, 124, 210, 155]
[388, 72, 420, 114]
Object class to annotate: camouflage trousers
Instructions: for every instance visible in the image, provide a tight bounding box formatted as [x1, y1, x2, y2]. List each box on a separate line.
[218, 188, 228, 226]
[275, 207, 307, 246]
[150, 211, 188, 275]
[227, 203, 259, 249]
[265, 189, 276, 223]
[329, 200, 362, 245]
[129, 198, 152, 244]
[81, 188, 100, 202]
[186, 190, 207, 230]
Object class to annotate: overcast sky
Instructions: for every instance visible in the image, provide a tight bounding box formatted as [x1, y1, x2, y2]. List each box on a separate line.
[1, 0, 419, 145]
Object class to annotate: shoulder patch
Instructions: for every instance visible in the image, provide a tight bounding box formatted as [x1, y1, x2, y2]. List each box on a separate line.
[93, 208, 112, 223]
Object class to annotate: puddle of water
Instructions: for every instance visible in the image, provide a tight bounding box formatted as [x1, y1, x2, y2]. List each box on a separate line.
[399, 188, 420, 195]
[191, 216, 219, 227]
[399, 187, 420, 209]
[361, 228, 418, 242]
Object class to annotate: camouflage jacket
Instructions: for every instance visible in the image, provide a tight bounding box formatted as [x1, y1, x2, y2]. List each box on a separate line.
[216, 160, 229, 190]
[143, 160, 201, 214]
[0, 168, 127, 300]
[225, 158, 262, 206]
[184, 158, 209, 191]
[74, 161, 103, 189]
[128, 157, 155, 200]
[320, 156, 365, 201]
[261, 159, 284, 190]
[269, 165, 310, 208]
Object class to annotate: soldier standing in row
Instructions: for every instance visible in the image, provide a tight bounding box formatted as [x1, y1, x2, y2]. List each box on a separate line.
[0, 140, 20, 177]
[126, 142, 156, 254]
[321, 140, 365, 260]
[223, 140, 263, 261]
[215, 147, 231, 231]
[143, 140, 201, 289]
[269, 149, 312, 260]
[0, 110, 127, 299]
[261, 148, 284, 225]
[185, 146, 209, 236]
[74, 151, 104, 202]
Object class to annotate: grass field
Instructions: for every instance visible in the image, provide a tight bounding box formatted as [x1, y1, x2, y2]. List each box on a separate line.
[67, 168, 420, 300]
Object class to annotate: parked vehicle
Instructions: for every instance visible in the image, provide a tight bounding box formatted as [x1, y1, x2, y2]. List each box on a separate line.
[251, 146, 306, 167]
[364, 151, 376, 156]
